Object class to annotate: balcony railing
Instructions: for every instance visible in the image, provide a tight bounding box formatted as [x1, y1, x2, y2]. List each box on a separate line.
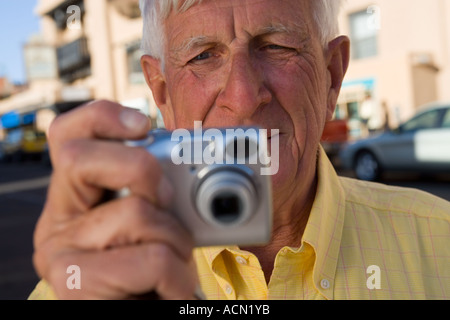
[56, 37, 91, 83]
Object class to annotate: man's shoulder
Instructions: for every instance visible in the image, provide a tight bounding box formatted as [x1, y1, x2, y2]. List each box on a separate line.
[338, 176, 450, 221]
[335, 177, 450, 299]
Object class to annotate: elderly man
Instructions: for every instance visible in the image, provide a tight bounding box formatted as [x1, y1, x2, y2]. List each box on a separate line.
[30, 0, 450, 300]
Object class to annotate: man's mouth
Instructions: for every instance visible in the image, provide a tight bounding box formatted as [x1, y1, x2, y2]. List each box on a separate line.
[268, 132, 280, 140]
[267, 130, 282, 141]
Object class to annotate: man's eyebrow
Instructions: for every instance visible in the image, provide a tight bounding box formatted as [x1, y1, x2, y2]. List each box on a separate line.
[255, 22, 310, 38]
[257, 23, 290, 35]
[171, 35, 214, 56]
[170, 23, 310, 58]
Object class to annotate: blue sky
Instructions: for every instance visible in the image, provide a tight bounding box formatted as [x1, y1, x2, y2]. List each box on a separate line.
[0, 0, 41, 84]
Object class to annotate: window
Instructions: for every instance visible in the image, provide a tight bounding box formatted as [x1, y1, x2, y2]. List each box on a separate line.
[127, 41, 145, 84]
[56, 37, 91, 83]
[402, 110, 440, 132]
[442, 108, 450, 128]
[349, 9, 378, 60]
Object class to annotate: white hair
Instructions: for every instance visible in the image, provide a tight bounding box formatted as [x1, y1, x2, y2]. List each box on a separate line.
[139, 0, 342, 59]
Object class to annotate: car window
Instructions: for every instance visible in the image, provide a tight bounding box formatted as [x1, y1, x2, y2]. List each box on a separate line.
[402, 109, 440, 132]
[24, 131, 35, 140]
[6, 129, 23, 144]
[442, 109, 450, 128]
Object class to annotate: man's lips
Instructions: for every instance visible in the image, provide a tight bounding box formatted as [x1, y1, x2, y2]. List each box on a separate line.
[267, 131, 282, 140]
[268, 132, 280, 140]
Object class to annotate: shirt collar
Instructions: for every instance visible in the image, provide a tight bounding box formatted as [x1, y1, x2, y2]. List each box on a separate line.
[202, 246, 238, 266]
[200, 146, 346, 299]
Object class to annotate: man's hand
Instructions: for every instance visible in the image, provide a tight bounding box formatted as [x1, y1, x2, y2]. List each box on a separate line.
[33, 100, 199, 299]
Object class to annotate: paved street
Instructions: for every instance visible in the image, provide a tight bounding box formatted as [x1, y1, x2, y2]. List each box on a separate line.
[0, 160, 449, 300]
[0, 162, 51, 299]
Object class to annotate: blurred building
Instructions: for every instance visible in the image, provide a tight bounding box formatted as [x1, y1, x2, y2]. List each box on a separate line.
[338, 0, 450, 131]
[3, 0, 450, 138]
[0, 0, 159, 137]
[0, 77, 13, 100]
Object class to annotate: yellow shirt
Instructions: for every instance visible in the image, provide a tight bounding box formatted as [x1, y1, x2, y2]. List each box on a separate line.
[29, 147, 450, 300]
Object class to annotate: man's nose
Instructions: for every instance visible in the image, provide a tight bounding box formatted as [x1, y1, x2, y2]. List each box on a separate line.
[216, 53, 272, 117]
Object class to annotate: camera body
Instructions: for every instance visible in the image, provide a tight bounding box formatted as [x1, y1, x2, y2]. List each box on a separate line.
[123, 126, 273, 247]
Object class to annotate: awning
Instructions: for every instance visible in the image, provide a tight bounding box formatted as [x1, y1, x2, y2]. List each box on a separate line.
[1, 111, 36, 129]
[1, 112, 21, 129]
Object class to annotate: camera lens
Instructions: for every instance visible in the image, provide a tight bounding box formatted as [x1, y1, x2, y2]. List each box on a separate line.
[211, 192, 243, 224]
[195, 169, 256, 227]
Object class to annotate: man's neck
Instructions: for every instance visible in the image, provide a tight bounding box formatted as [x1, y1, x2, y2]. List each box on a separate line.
[242, 173, 318, 283]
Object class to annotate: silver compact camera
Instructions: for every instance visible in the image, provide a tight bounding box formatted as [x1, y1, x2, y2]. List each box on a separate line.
[121, 126, 273, 247]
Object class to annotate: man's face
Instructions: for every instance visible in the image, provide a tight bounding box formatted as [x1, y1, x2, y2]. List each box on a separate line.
[143, 0, 347, 210]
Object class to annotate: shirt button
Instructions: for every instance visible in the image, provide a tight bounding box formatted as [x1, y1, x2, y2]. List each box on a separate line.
[235, 256, 247, 265]
[320, 279, 330, 290]
[225, 285, 233, 295]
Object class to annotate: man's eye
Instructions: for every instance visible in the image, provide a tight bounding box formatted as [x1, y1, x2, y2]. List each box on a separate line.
[258, 44, 299, 59]
[189, 51, 213, 63]
[266, 44, 285, 50]
[264, 44, 294, 51]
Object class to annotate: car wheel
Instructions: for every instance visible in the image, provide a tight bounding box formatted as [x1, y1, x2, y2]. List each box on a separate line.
[354, 151, 381, 181]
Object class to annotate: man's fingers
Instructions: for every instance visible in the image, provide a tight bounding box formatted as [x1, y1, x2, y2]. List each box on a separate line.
[47, 243, 199, 300]
[46, 139, 173, 219]
[67, 196, 194, 260]
[33, 99, 200, 300]
[48, 100, 150, 162]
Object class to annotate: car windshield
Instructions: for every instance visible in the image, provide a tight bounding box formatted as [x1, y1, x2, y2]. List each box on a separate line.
[400, 108, 444, 132]
[6, 129, 23, 144]
[442, 108, 450, 128]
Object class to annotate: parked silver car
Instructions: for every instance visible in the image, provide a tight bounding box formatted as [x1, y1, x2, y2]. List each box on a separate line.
[339, 103, 450, 181]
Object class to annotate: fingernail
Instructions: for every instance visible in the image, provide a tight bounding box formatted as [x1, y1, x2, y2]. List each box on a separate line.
[158, 176, 174, 208]
[119, 109, 148, 132]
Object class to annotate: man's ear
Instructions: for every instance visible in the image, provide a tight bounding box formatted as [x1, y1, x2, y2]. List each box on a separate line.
[141, 55, 168, 108]
[325, 36, 350, 121]
[141, 55, 176, 128]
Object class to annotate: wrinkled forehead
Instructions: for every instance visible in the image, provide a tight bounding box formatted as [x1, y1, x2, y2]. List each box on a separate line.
[164, 0, 314, 21]
[163, 0, 316, 40]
